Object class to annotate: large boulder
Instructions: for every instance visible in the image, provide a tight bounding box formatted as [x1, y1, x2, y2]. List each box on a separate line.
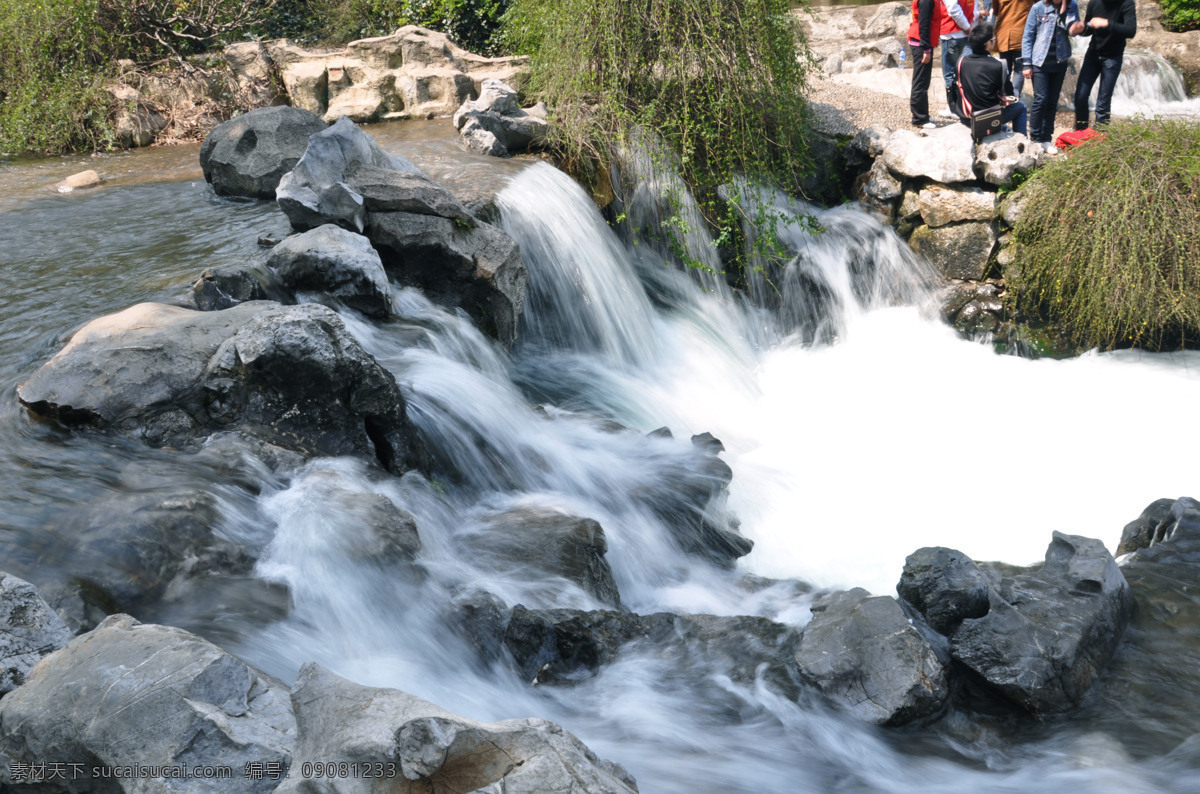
[266, 26, 531, 123]
[461, 506, 622, 608]
[949, 532, 1133, 714]
[917, 185, 998, 228]
[908, 221, 997, 281]
[199, 106, 328, 199]
[276, 662, 638, 793]
[0, 615, 295, 792]
[17, 302, 420, 472]
[366, 209, 527, 348]
[276, 116, 421, 234]
[881, 125, 977, 184]
[974, 132, 1040, 187]
[897, 547, 991, 636]
[1117, 497, 1193, 555]
[0, 573, 72, 696]
[266, 225, 394, 319]
[452, 79, 548, 157]
[794, 588, 949, 725]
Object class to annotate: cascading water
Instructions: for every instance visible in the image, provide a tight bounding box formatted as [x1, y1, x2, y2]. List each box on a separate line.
[3, 130, 1200, 793]
[1107, 49, 1200, 117]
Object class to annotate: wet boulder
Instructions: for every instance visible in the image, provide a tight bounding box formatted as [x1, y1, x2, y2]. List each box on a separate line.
[452, 79, 548, 157]
[200, 105, 328, 199]
[266, 225, 393, 319]
[0, 572, 73, 696]
[17, 302, 420, 472]
[187, 263, 293, 311]
[489, 606, 802, 699]
[950, 532, 1133, 714]
[276, 662, 638, 793]
[461, 506, 621, 608]
[366, 207, 527, 349]
[794, 588, 949, 725]
[633, 433, 752, 568]
[908, 221, 997, 281]
[1117, 497, 1194, 555]
[0, 615, 295, 792]
[276, 116, 420, 233]
[897, 547, 991, 635]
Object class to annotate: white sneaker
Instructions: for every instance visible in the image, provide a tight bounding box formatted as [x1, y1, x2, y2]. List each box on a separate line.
[921, 122, 937, 129]
[938, 108, 956, 118]
[1040, 142, 1059, 155]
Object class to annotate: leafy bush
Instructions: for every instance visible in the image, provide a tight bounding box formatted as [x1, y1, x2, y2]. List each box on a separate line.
[263, 0, 508, 52]
[1160, 0, 1200, 32]
[504, 0, 813, 273]
[109, 0, 279, 61]
[1013, 118, 1200, 350]
[0, 0, 115, 155]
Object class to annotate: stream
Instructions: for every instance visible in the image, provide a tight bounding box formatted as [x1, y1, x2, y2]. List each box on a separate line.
[2, 119, 1199, 792]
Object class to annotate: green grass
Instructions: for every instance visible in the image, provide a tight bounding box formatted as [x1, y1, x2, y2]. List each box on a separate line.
[1013, 118, 1200, 350]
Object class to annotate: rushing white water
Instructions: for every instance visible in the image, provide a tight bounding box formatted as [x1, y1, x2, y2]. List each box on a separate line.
[222, 159, 1200, 793]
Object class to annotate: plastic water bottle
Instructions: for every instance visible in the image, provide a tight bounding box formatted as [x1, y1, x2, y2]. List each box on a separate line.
[898, 47, 906, 70]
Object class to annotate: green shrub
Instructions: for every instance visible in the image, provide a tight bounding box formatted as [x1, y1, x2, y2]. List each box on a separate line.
[1160, 0, 1200, 32]
[264, 0, 508, 52]
[0, 0, 115, 155]
[504, 0, 813, 272]
[1013, 118, 1200, 350]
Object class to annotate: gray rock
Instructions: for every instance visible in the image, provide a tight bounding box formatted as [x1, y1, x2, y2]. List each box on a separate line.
[794, 588, 948, 725]
[276, 116, 420, 233]
[291, 472, 421, 564]
[950, 532, 1133, 714]
[859, 157, 902, 202]
[882, 124, 977, 184]
[908, 222, 997, 281]
[850, 125, 892, 159]
[188, 263, 293, 311]
[366, 210, 527, 349]
[974, 131, 1039, 187]
[276, 662, 638, 793]
[344, 162, 475, 223]
[954, 300, 1001, 334]
[1118, 497, 1199, 556]
[494, 607, 802, 698]
[0, 615, 294, 792]
[266, 225, 393, 318]
[200, 106, 328, 199]
[17, 302, 420, 472]
[452, 79, 548, 157]
[463, 507, 621, 608]
[897, 188, 921, 220]
[0, 573, 72, 695]
[917, 185, 998, 228]
[897, 547, 991, 635]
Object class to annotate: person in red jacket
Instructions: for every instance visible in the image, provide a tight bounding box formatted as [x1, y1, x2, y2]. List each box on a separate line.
[1073, 0, 1137, 128]
[936, 0, 974, 117]
[908, 0, 943, 127]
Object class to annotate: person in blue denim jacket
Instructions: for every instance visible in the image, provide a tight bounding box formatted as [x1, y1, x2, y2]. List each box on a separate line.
[1021, 0, 1084, 153]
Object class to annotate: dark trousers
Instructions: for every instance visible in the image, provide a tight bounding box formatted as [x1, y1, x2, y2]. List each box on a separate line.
[1001, 102, 1028, 136]
[1001, 49, 1024, 97]
[1074, 47, 1123, 128]
[910, 44, 934, 124]
[1030, 64, 1067, 143]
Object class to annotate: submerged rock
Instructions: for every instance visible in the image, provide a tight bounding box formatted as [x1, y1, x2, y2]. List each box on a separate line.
[794, 588, 949, 725]
[200, 105, 328, 199]
[462, 506, 622, 608]
[0, 615, 295, 792]
[17, 302, 421, 472]
[276, 662, 638, 793]
[950, 532, 1132, 714]
[0, 572, 72, 695]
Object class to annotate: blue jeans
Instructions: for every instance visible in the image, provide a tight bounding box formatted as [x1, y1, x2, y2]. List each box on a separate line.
[1074, 48, 1123, 128]
[1002, 102, 1028, 136]
[1030, 63, 1067, 143]
[942, 37, 968, 94]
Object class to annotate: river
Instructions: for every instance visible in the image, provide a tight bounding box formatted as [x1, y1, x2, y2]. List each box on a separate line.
[1, 120, 1199, 792]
